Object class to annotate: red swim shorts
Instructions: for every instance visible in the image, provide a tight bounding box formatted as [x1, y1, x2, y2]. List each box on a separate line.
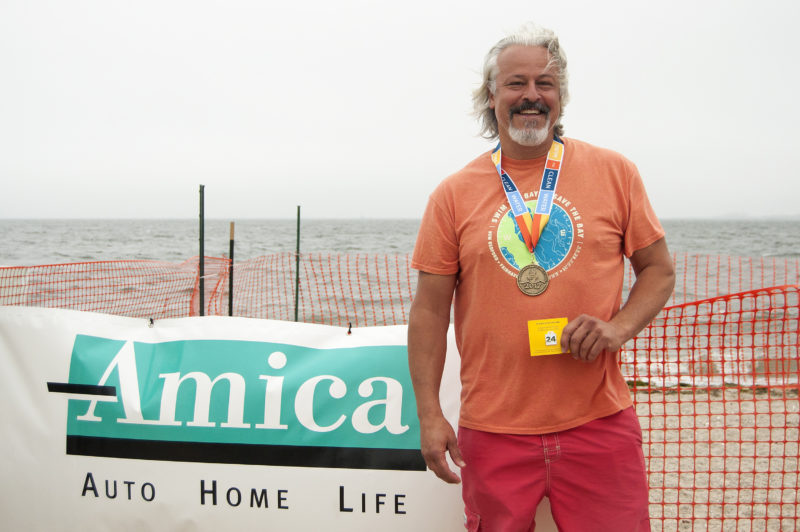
[459, 407, 650, 531]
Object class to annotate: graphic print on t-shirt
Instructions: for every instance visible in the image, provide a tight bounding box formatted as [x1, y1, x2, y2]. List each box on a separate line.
[487, 192, 585, 280]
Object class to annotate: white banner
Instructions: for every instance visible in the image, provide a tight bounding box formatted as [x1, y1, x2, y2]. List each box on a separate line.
[0, 306, 466, 531]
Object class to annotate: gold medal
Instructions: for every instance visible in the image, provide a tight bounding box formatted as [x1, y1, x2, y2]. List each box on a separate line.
[517, 263, 549, 296]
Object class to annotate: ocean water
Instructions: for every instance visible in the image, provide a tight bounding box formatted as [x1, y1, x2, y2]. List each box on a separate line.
[0, 218, 798, 267]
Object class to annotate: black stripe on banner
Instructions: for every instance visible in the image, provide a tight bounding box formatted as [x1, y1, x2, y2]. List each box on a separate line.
[47, 382, 117, 396]
[66, 435, 426, 471]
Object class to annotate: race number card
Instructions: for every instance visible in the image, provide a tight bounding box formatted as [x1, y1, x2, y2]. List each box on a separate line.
[527, 317, 568, 356]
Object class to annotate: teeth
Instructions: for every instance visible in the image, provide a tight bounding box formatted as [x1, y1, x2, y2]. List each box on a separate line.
[520, 110, 541, 114]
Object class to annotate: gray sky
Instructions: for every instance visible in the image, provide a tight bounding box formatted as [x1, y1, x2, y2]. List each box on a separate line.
[1, 0, 798, 220]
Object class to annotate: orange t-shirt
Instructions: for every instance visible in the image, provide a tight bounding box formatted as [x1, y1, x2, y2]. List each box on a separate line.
[411, 138, 665, 434]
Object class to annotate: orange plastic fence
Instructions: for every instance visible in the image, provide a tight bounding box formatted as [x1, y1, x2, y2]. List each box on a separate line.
[2, 253, 797, 324]
[0, 260, 199, 318]
[206, 253, 417, 326]
[622, 286, 799, 530]
[1, 253, 799, 531]
[661, 255, 800, 307]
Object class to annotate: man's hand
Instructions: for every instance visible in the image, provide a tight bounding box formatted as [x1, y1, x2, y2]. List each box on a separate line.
[561, 238, 675, 362]
[561, 314, 625, 362]
[419, 414, 465, 484]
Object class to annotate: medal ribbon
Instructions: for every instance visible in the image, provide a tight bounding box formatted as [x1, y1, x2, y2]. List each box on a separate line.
[491, 137, 565, 253]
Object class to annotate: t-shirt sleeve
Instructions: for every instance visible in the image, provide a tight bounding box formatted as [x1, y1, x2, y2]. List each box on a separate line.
[623, 162, 666, 257]
[411, 186, 460, 275]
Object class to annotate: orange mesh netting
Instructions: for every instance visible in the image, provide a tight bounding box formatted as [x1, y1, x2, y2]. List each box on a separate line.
[0, 260, 199, 318]
[3, 253, 797, 324]
[1, 252, 799, 530]
[622, 286, 799, 530]
[206, 253, 417, 326]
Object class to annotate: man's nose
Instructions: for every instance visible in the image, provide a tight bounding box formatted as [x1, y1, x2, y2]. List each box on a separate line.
[522, 83, 540, 101]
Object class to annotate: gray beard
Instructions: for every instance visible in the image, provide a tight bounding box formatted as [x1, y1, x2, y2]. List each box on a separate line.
[508, 119, 551, 147]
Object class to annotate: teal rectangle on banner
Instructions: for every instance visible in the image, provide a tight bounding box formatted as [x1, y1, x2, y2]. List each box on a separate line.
[65, 335, 420, 458]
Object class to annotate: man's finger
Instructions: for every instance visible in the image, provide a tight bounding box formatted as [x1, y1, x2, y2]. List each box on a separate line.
[449, 439, 466, 469]
[427, 452, 461, 484]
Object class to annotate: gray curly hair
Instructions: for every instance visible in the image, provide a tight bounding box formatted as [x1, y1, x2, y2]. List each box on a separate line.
[473, 23, 570, 140]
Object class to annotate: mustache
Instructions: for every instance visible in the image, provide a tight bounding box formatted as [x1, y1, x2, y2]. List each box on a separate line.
[509, 100, 551, 116]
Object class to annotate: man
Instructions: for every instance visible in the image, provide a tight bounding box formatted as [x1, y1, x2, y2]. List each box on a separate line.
[408, 23, 675, 531]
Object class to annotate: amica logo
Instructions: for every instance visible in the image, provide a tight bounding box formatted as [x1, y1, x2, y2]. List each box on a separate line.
[48, 335, 425, 471]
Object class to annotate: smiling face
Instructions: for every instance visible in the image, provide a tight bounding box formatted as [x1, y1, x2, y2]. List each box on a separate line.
[489, 45, 561, 159]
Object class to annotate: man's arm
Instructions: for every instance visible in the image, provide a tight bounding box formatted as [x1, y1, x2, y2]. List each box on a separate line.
[407, 271, 464, 484]
[561, 237, 675, 361]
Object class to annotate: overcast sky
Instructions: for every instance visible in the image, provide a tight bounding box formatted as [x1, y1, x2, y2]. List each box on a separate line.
[1, 0, 798, 220]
